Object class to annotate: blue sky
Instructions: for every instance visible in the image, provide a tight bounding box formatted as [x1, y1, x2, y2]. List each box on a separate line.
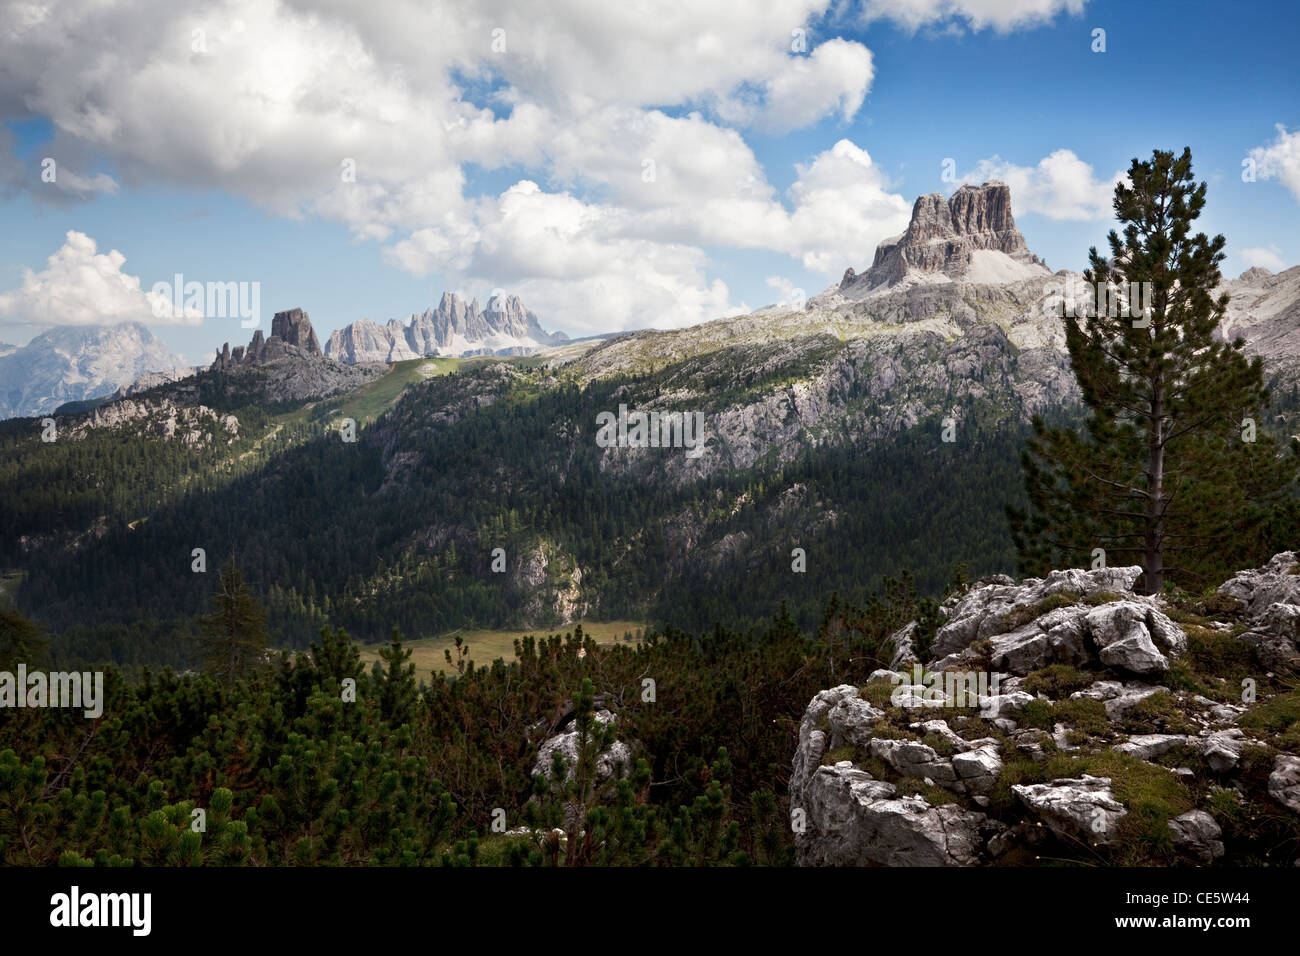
[1, 0, 1296, 363]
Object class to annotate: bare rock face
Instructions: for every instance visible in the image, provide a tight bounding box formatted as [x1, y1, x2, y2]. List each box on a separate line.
[798, 767, 996, 866]
[1168, 810, 1225, 862]
[1012, 775, 1128, 846]
[325, 291, 567, 363]
[1269, 754, 1300, 812]
[271, 308, 322, 356]
[842, 182, 1048, 295]
[211, 307, 324, 371]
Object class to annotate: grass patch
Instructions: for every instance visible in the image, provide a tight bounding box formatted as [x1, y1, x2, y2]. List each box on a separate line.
[1239, 689, 1300, 748]
[1119, 691, 1196, 735]
[1001, 592, 1080, 630]
[1014, 697, 1111, 739]
[991, 749, 1195, 863]
[821, 746, 859, 766]
[1023, 665, 1095, 700]
[1081, 591, 1126, 606]
[356, 619, 646, 677]
[860, 678, 899, 710]
[897, 780, 960, 805]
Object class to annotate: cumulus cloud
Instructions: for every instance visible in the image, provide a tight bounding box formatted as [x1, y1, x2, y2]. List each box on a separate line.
[387, 181, 741, 334]
[1239, 245, 1286, 271]
[385, 140, 912, 333]
[1248, 124, 1300, 204]
[954, 149, 1120, 220]
[0, 231, 199, 327]
[0, 0, 1084, 331]
[860, 0, 1087, 33]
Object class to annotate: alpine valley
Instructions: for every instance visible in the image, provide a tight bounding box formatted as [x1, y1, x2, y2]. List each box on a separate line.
[3, 183, 1299, 671]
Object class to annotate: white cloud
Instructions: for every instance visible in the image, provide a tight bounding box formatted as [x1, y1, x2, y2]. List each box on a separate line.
[0, 0, 1090, 332]
[387, 181, 741, 334]
[765, 275, 808, 307]
[385, 139, 912, 333]
[860, 0, 1087, 33]
[1249, 124, 1300, 204]
[1240, 245, 1286, 271]
[954, 149, 1120, 220]
[0, 231, 198, 327]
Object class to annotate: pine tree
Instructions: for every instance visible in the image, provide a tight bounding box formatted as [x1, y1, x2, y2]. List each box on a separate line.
[1010, 147, 1297, 593]
[374, 628, 417, 725]
[197, 559, 269, 684]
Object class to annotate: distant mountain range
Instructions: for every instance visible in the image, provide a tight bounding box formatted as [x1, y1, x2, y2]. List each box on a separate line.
[0, 323, 186, 419]
[324, 291, 567, 363]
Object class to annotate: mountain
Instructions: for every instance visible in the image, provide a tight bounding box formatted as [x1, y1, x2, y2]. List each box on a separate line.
[0, 322, 184, 419]
[325, 292, 568, 363]
[5, 184, 1299, 667]
[823, 181, 1051, 302]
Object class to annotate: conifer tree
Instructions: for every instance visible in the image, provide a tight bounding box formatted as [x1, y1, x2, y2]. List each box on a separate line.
[1010, 147, 1297, 593]
[197, 559, 269, 683]
[375, 628, 417, 725]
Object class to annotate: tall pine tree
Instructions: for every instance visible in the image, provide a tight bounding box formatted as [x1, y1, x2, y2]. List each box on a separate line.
[197, 559, 269, 683]
[1010, 147, 1297, 594]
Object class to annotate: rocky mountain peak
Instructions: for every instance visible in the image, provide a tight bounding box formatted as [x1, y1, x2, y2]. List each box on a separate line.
[0, 322, 184, 418]
[325, 291, 567, 364]
[837, 181, 1048, 298]
[212, 307, 324, 372]
[270, 308, 322, 356]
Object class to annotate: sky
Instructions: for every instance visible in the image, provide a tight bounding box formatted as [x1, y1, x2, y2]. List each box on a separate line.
[0, 0, 1297, 364]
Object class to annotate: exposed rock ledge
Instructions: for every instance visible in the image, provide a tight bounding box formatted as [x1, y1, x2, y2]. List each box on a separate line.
[792, 553, 1300, 866]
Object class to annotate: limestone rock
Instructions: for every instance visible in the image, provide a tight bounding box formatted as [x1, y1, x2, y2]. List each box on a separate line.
[271, 308, 322, 356]
[1012, 774, 1128, 846]
[1168, 810, 1225, 862]
[840, 182, 1049, 296]
[797, 765, 994, 866]
[1217, 551, 1300, 618]
[1112, 734, 1189, 761]
[1268, 754, 1300, 812]
[1201, 729, 1249, 773]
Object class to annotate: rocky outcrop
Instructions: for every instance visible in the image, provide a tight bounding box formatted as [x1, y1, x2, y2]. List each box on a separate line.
[792, 552, 1300, 866]
[1216, 551, 1300, 671]
[532, 707, 632, 784]
[271, 308, 322, 356]
[201, 307, 388, 403]
[1013, 775, 1128, 846]
[1269, 754, 1300, 812]
[798, 766, 998, 866]
[1167, 810, 1225, 863]
[211, 308, 324, 371]
[927, 565, 1187, 678]
[55, 397, 239, 446]
[325, 291, 568, 363]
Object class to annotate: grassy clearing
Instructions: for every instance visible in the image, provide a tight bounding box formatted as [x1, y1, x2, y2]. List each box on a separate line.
[356, 619, 647, 677]
[275, 356, 478, 429]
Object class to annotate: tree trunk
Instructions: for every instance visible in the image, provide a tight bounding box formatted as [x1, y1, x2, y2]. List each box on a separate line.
[1144, 384, 1165, 594]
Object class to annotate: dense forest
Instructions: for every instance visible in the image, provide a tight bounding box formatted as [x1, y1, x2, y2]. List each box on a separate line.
[2, 359, 1049, 670]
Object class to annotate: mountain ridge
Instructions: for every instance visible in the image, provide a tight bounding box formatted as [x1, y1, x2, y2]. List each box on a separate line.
[325, 291, 568, 364]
